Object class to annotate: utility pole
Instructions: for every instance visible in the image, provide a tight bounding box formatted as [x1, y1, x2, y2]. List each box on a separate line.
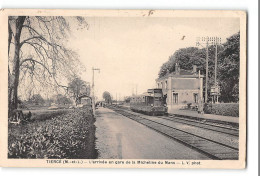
[213, 37, 221, 103]
[205, 39, 209, 103]
[116, 92, 117, 105]
[196, 37, 209, 103]
[213, 37, 221, 86]
[214, 44, 217, 87]
[198, 70, 203, 113]
[92, 67, 100, 116]
[196, 36, 221, 103]
[214, 43, 217, 103]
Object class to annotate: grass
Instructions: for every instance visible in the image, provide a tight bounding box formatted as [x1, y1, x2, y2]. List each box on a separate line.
[8, 107, 97, 159]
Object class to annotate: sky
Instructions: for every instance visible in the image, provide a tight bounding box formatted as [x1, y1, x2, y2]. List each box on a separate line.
[68, 17, 240, 101]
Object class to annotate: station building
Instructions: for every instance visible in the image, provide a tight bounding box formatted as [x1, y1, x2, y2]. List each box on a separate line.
[156, 64, 204, 111]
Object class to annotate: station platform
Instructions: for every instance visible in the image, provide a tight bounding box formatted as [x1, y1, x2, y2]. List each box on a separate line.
[118, 104, 239, 125]
[168, 109, 239, 125]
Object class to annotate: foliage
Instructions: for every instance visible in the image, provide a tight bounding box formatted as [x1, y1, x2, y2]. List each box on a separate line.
[8, 16, 87, 111]
[44, 98, 54, 106]
[8, 108, 97, 159]
[158, 32, 240, 103]
[103, 91, 112, 104]
[158, 47, 207, 78]
[28, 94, 45, 105]
[55, 94, 72, 105]
[68, 77, 90, 104]
[218, 32, 240, 102]
[204, 103, 239, 117]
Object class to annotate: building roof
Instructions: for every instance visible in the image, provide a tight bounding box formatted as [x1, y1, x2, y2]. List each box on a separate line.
[156, 69, 204, 81]
[132, 92, 152, 97]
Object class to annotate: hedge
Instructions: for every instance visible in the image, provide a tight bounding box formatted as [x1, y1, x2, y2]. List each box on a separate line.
[204, 103, 239, 117]
[8, 107, 97, 159]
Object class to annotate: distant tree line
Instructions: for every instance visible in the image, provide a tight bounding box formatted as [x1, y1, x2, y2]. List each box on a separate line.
[17, 76, 91, 108]
[103, 91, 112, 104]
[158, 32, 240, 103]
[19, 94, 73, 107]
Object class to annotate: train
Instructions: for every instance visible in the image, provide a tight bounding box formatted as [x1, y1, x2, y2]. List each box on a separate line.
[130, 88, 167, 116]
[76, 97, 92, 108]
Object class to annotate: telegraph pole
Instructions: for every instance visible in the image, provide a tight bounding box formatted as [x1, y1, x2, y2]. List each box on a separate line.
[215, 44, 217, 86]
[214, 43, 217, 103]
[198, 70, 203, 113]
[205, 39, 209, 103]
[116, 93, 117, 105]
[92, 67, 100, 115]
[196, 37, 209, 103]
[214, 37, 221, 103]
[196, 36, 221, 103]
[213, 37, 222, 86]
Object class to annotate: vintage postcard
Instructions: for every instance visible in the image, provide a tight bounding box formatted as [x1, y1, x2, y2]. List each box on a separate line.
[0, 9, 246, 168]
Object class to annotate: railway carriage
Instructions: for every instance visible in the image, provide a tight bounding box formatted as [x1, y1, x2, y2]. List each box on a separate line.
[79, 97, 92, 108]
[130, 88, 167, 116]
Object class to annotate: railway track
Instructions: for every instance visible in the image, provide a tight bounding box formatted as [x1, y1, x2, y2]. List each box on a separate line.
[108, 106, 239, 160]
[158, 115, 239, 137]
[117, 105, 238, 136]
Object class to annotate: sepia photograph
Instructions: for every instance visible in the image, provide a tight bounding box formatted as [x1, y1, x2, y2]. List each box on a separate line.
[0, 9, 246, 168]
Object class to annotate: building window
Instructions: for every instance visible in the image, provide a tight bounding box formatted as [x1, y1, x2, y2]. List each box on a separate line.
[163, 94, 167, 104]
[194, 93, 198, 103]
[173, 93, 178, 104]
[157, 83, 160, 88]
[161, 82, 163, 89]
[165, 81, 168, 90]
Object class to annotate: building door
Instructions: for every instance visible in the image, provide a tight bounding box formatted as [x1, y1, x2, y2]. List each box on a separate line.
[172, 93, 178, 104]
[163, 94, 167, 105]
[194, 93, 198, 103]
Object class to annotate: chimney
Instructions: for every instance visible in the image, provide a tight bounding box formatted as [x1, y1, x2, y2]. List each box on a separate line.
[192, 65, 197, 74]
[175, 63, 180, 75]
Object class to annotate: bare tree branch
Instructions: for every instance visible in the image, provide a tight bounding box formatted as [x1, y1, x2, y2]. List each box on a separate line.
[20, 58, 68, 89]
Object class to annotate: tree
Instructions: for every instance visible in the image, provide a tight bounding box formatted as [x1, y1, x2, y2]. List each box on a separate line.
[218, 32, 240, 102]
[45, 98, 54, 106]
[158, 32, 239, 103]
[28, 94, 45, 105]
[158, 46, 218, 101]
[158, 46, 218, 79]
[55, 94, 72, 105]
[8, 16, 87, 113]
[103, 91, 112, 104]
[68, 77, 90, 104]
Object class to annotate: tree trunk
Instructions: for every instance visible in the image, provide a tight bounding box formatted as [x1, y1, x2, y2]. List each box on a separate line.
[10, 16, 26, 111]
[8, 20, 13, 115]
[8, 20, 12, 56]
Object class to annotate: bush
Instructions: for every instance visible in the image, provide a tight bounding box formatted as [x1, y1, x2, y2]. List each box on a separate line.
[204, 103, 239, 117]
[8, 107, 97, 159]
